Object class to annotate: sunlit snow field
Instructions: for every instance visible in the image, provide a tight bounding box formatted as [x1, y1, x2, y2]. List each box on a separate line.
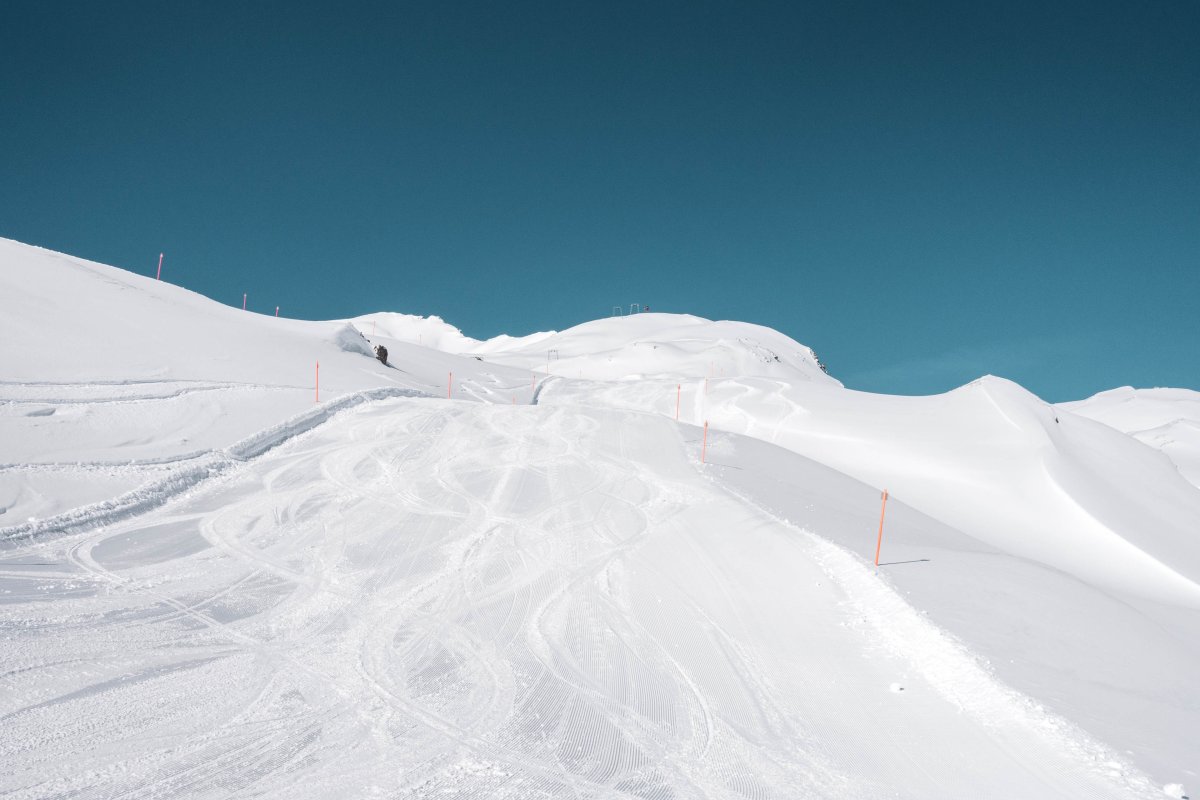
[2, 238, 1198, 799]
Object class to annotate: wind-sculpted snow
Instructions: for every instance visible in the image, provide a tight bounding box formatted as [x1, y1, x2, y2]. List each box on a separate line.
[0, 400, 1164, 798]
[539, 374, 1200, 605]
[1061, 387, 1200, 488]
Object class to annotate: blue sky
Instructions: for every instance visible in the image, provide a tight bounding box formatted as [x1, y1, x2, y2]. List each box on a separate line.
[2, 1, 1196, 401]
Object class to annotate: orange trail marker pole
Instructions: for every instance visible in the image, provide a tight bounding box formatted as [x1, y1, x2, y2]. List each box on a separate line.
[315, 361, 320, 403]
[243, 293, 247, 311]
[448, 372, 453, 399]
[874, 490, 889, 566]
[275, 306, 279, 317]
[675, 384, 681, 421]
[156, 252, 163, 280]
[701, 420, 709, 463]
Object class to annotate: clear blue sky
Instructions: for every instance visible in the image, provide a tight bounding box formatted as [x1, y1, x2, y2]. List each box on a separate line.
[2, 1, 1196, 401]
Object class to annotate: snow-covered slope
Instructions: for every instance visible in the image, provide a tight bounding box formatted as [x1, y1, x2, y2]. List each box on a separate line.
[2, 237, 1196, 798]
[535, 368, 1200, 783]
[539, 375, 1200, 604]
[0, 238, 533, 524]
[1061, 386, 1200, 488]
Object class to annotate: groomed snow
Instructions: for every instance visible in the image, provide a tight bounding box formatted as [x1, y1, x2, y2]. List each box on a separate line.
[2, 237, 1196, 798]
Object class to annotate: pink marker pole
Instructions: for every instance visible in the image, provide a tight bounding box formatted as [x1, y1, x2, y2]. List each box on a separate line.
[874, 490, 889, 567]
[275, 306, 280, 317]
[701, 420, 709, 463]
[156, 253, 163, 281]
[448, 372, 453, 399]
[315, 361, 320, 404]
[243, 293, 247, 311]
[675, 383, 681, 421]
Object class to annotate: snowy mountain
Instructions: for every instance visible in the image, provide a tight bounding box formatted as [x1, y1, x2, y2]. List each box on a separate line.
[1060, 386, 1200, 489]
[1, 236, 1196, 799]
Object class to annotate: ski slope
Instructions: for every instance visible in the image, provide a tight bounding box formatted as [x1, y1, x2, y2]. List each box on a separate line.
[1, 237, 1196, 798]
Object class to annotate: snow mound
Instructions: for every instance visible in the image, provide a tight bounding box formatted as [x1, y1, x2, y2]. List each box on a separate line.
[331, 322, 375, 358]
[1061, 387, 1200, 488]
[352, 309, 835, 385]
[477, 313, 838, 384]
[350, 311, 555, 354]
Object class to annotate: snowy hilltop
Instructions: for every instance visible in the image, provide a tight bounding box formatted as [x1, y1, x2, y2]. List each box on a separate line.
[1, 236, 1197, 799]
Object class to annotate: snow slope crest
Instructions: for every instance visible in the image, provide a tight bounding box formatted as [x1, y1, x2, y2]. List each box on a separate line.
[464, 313, 840, 384]
[350, 311, 555, 354]
[957, 375, 1061, 445]
[1061, 387, 1200, 488]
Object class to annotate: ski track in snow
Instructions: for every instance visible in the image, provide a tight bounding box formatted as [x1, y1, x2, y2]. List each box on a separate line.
[0, 379, 301, 406]
[0, 387, 425, 544]
[709, 476, 1160, 799]
[0, 398, 1164, 798]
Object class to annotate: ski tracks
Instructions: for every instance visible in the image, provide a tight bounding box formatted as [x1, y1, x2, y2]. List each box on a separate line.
[0, 397, 1165, 798]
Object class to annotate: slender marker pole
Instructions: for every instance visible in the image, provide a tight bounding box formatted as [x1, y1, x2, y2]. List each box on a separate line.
[372, 320, 376, 335]
[675, 383, 681, 421]
[243, 293, 247, 311]
[704, 377, 709, 396]
[874, 490, 889, 566]
[156, 253, 163, 281]
[448, 371, 453, 399]
[701, 420, 709, 463]
[315, 361, 320, 403]
[275, 306, 279, 317]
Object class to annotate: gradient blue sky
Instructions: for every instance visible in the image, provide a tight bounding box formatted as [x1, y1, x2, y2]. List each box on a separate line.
[2, 1, 1196, 401]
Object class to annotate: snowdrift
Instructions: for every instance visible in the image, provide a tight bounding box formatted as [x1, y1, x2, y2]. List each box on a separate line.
[1062, 386, 1200, 488]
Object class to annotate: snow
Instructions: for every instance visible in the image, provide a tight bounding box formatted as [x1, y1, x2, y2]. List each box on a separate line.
[1060, 386, 1200, 489]
[353, 310, 834, 385]
[2, 236, 1197, 798]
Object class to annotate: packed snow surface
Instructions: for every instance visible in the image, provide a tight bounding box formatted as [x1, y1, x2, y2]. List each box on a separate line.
[1, 237, 1196, 798]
